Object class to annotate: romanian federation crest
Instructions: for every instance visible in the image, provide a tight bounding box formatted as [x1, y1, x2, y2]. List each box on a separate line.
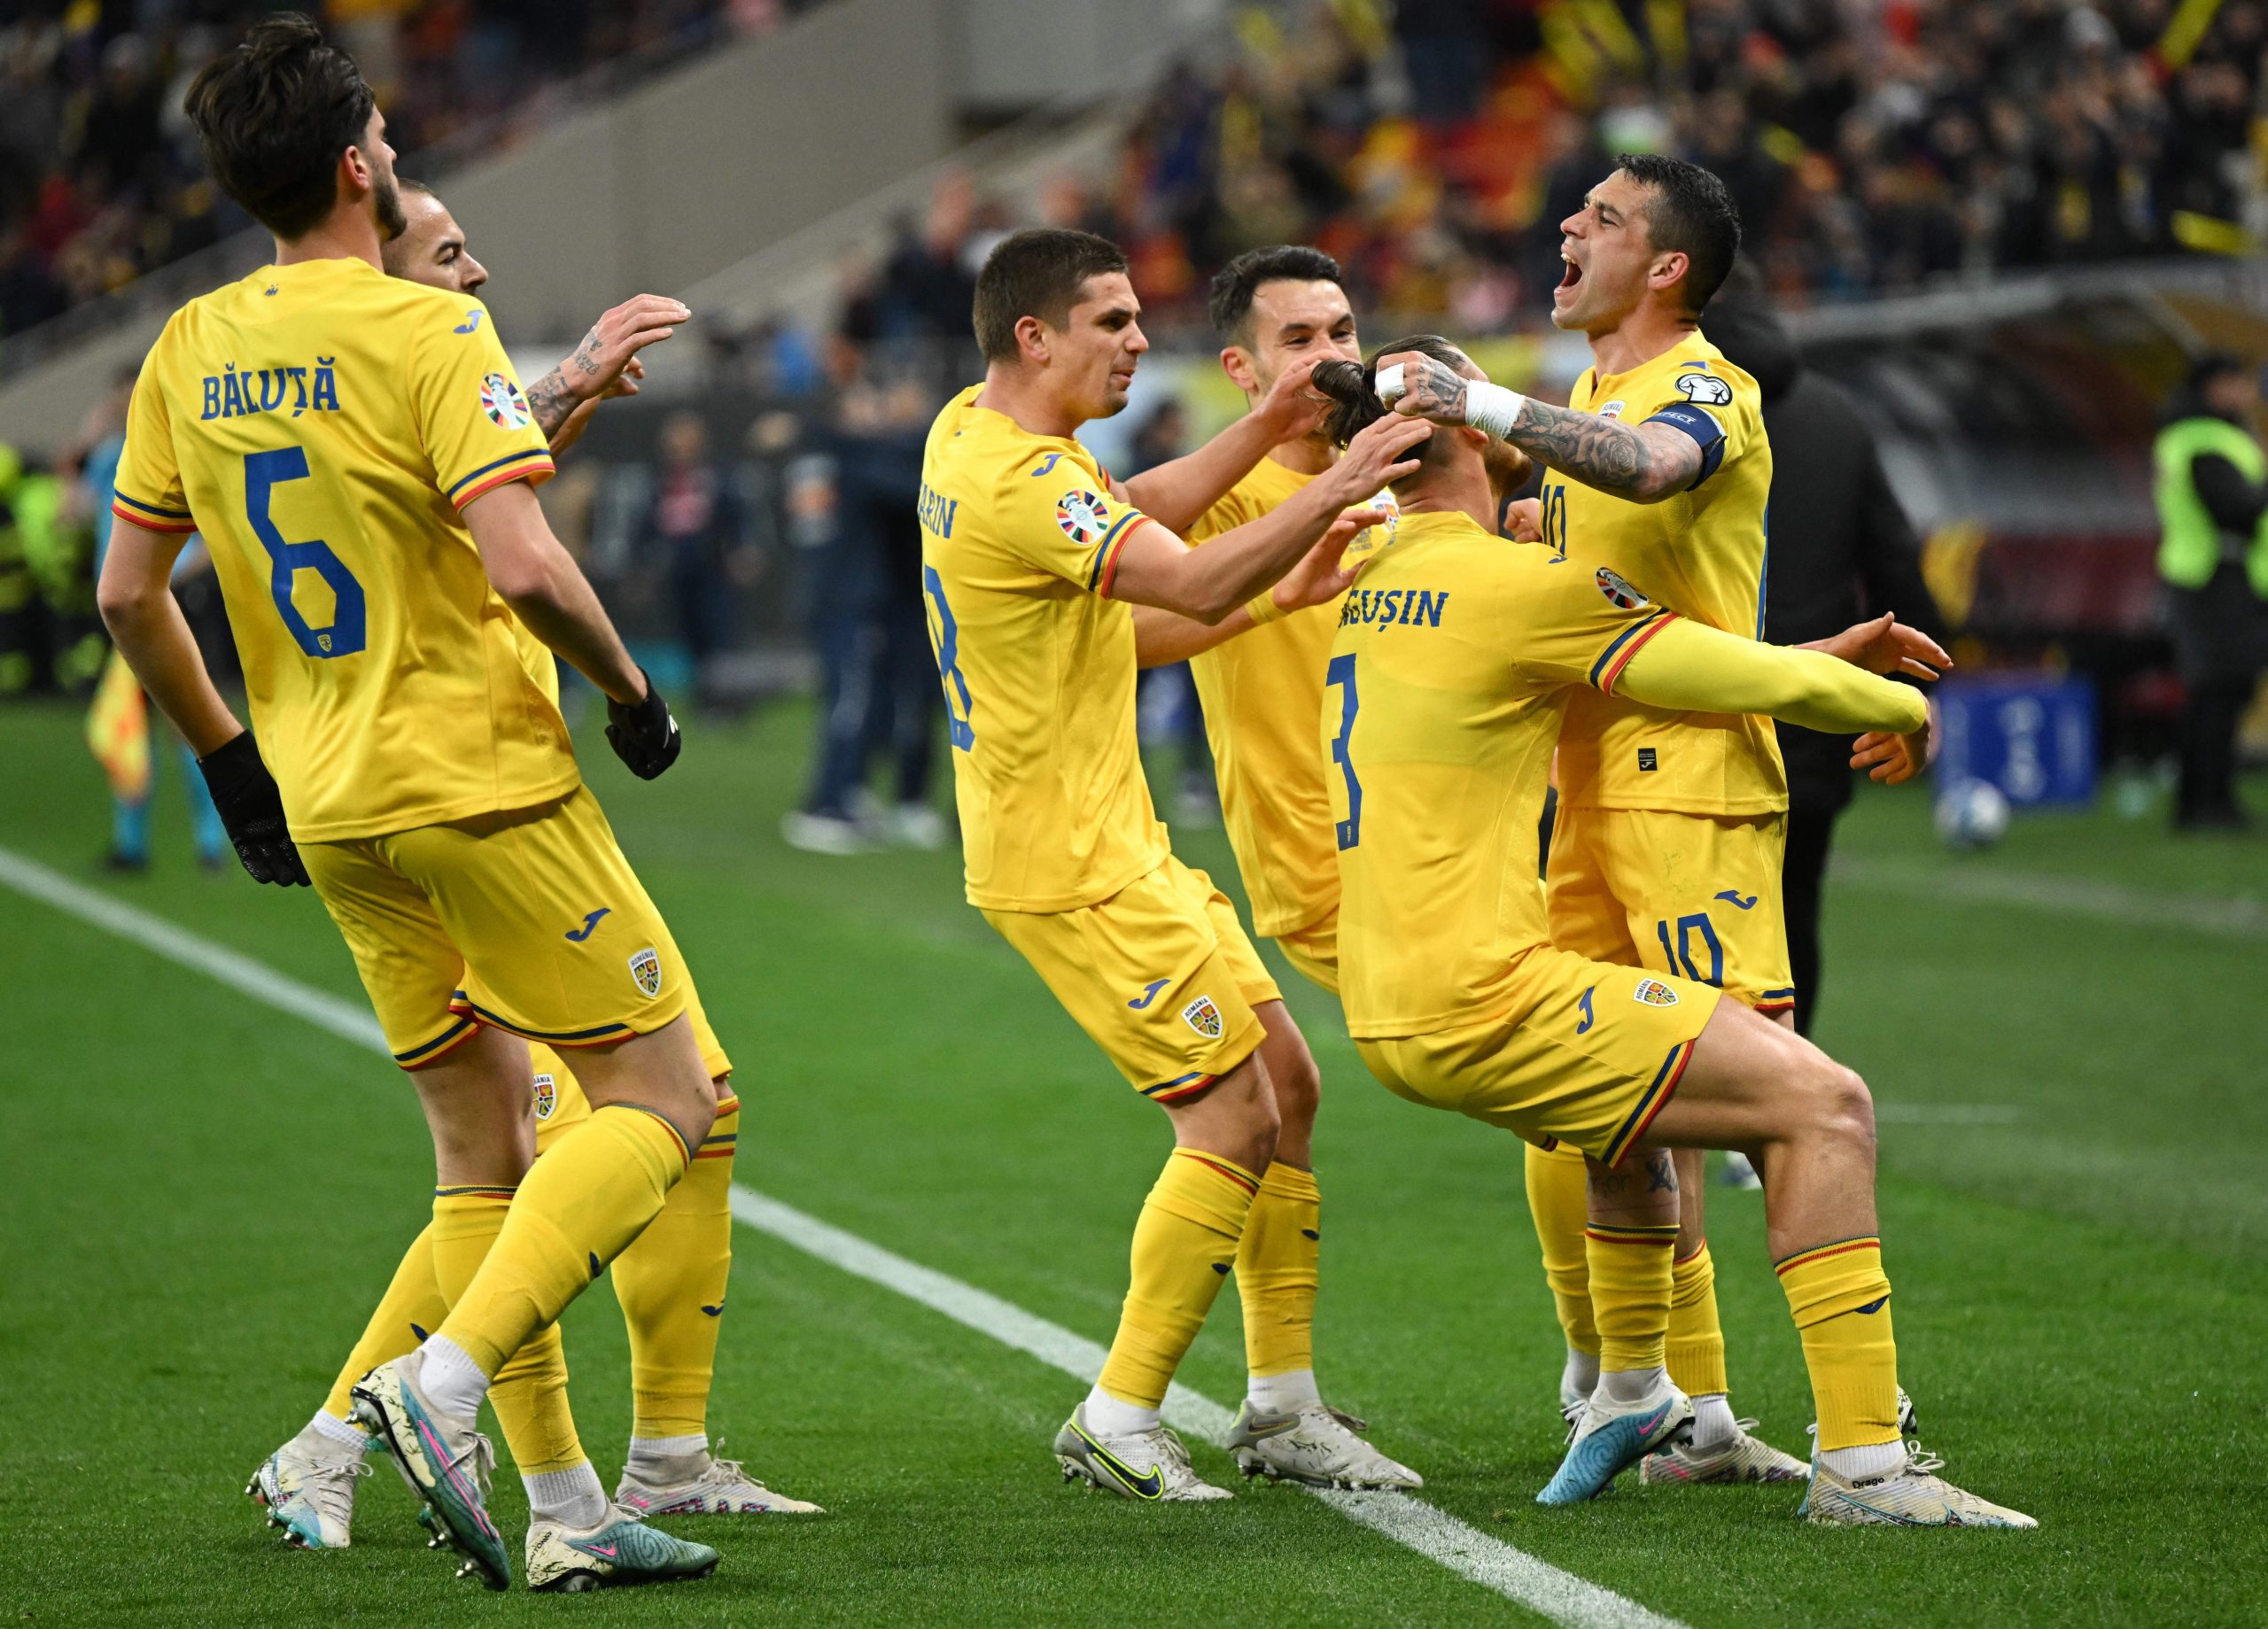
[1632, 979, 1680, 1007]
[628, 946, 663, 998]
[532, 1073, 557, 1121]
[1181, 994, 1223, 1039]
[480, 370, 530, 431]
[1055, 488, 1110, 545]
[1596, 567, 1650, 610]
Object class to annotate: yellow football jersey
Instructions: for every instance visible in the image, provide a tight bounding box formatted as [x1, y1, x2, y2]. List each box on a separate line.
[1185, 456, 1396, 938]
[113, 256, 566, 842]
[919, 385, 1168, 912]
[1325, 507, 1920, 1041]
[1545, 332, 1782, 815]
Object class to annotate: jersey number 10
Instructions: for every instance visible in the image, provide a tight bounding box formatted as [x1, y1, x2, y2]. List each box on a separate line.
[246, 446, 366, 659]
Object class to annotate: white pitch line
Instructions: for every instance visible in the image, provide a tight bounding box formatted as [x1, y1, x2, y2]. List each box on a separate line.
[1832, 855, 2267, 940]
[1, 843, 1685, 1629]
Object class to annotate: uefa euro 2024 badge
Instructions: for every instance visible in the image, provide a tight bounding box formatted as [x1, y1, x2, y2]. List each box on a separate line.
[480, 370, 530, 431]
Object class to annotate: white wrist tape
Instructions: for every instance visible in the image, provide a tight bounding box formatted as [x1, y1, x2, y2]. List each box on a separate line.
[1463, 380, 1527, 440]
[1371, 363, 1526, 440]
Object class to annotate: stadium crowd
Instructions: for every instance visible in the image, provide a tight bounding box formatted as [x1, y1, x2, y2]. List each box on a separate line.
[1029, 0, 2268, 328]
[0, 0, 809, 345]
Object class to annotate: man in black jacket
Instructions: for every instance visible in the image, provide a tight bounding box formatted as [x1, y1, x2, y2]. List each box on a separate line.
[1706, 295, 1944, 1036]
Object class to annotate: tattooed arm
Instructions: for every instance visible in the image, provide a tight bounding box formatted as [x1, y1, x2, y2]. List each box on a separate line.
[1378, 349, 1701, 504]
[532, 295, 691, 454]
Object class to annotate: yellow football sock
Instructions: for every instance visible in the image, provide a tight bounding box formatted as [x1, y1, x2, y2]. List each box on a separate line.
[428, 1186, 587, 1475]
[1096, 1148, 1261, 1409]
[613, 1093, 738, 1440]
[1524, 1141, 1597, 1358]
[1585, 1221, 1680, 1371]
[321, 1221, 447, 1423]
[1777, 1237, 1899, 1450]
[1235, 1161, 1320, 1381]
[435, 1105, 689, 1377]
[1667, 1244, 1730, 1397]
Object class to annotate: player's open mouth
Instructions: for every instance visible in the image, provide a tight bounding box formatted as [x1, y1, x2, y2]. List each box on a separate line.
[1557, 253, 1583, 294]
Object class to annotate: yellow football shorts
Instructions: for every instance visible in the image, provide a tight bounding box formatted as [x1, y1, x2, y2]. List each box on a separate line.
[1271, 904, 1340, 996]
[530, 991, 734, 1155]
[1547, 805, 1795, 1013]
[984, 854, 1278, 1103]
[300, 785, 691, 1068]
[1354, 946, 1720, 1167]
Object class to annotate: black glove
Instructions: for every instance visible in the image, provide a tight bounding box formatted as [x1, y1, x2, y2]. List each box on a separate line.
[197, 731, 310, 887]
[605, 669, 681, 780]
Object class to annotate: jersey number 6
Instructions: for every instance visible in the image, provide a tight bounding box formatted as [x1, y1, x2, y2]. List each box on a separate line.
[245, 446, 366, 659]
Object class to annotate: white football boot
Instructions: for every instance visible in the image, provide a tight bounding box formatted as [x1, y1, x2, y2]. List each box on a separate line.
[1227, 1400, 1424, 1490]
[525, 1502, 721, 1592]
[1800, 1439, 2037, 1528]
[1640, 1416, 1810, 1485]
[246, 1427, 371, 1548]
[617, 1451, 824, 1516]
[1053, 1404, 1231, 1501]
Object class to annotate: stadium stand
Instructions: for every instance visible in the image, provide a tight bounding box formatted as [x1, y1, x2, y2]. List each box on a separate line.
[0, 1, 800, 346]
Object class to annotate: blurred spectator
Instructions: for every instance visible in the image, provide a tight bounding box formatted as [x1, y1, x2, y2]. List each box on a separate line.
[1709, 278, 1944, 1036]
[2153, 352, 2268, 831]
[644, 411, 751, 714]
[781, 358, 944, 856]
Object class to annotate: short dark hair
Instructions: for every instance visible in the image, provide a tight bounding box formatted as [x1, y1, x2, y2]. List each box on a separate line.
[1311, 335, 1468, 490]
[1208, 244, 1343, 344]
[972, 229, 1130, 361]
[184, 14, 377, 241]
[1613, 152, 1741, 314]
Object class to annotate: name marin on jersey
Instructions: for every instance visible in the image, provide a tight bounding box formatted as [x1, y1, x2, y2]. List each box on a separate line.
[198, 358, 341, 422]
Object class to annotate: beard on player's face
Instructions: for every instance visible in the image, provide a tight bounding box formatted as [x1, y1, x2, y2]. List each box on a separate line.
[371, 167, 407, 242]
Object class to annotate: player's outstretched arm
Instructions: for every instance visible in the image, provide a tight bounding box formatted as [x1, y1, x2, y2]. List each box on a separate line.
[525, 294, 688, 452]
[1115, 355, 1325, 532]
[1613, 616, 1930, 780]
[1130, 504, 1390, 667]
[1377, 349, 1693, 503]
[1110, 415, 1426, 624]
[465, 481, 681, 777]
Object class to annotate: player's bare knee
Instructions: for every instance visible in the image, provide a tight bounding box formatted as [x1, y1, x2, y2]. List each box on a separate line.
[1803, 1059, 1875, 1158]
[1270, 1046, 1321, 1140]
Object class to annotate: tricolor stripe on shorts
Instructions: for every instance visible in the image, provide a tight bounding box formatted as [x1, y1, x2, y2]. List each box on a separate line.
[1141, 1069, 1216, 1104]
[1602, 1036, 1696, 1167]
[447, 991, 635, 1047]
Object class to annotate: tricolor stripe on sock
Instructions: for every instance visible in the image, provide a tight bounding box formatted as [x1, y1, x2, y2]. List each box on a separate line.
[1174, 1150, 1261, 1197]
[1774, 1236, 1882, 1276]
[1584, 1222, 1681, 1247]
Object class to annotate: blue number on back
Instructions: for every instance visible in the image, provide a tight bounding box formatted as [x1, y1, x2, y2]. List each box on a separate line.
[245, 447, 365, 658]
[923, 564, 975, 750]
[1325, 653, 1363, 850]
[1654, 911, 1725, 988]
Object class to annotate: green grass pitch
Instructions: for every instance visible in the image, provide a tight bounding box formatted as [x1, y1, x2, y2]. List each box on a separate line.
[2, 695, 2264, 1626]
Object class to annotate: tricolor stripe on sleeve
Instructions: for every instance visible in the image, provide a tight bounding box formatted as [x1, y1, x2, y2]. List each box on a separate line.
[1090, 513, 1148, 598]
[110, 492, 198, 534]
[447, 449, 556, 508]
[1588, 608, 1680, 694]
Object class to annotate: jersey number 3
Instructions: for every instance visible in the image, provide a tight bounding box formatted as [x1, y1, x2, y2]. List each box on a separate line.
[245, 447, 365, 659]
[1325, 653, 1363, 850]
